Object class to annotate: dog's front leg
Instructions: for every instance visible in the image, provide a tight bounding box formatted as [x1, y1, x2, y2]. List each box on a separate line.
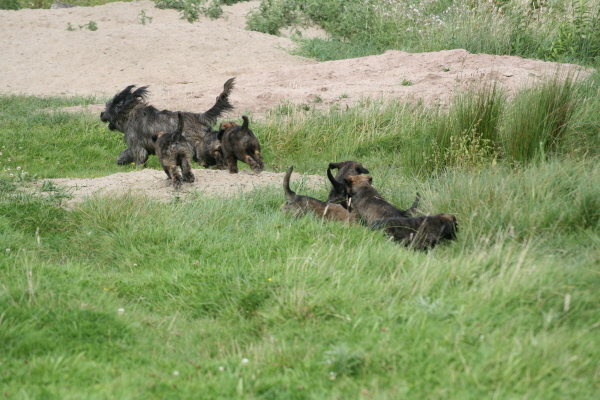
[116, 148, 135, 165]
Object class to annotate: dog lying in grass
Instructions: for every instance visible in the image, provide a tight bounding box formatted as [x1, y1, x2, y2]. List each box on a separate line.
[343, 175, 419, 226]
[218, 116, 264, 174]
[344, 175, 456, 249]
[371, 214, 458, 250]
[282, 166, 354, 222]
[152, 112, 195, 189]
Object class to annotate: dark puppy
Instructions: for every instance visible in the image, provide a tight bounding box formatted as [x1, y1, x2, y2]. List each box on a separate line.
[344, 175, 419, 226]
[282, 167, 354, 222]
[100, 78, 235, 167]
[196, 129, 226, 169]
[153, 113, 195, 189]
[218, 116, 264, 174]
[372, 214, 458, 250]
[326, 161, 369, 208]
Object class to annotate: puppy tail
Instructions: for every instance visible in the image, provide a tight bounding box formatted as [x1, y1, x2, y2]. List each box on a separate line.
[241, 115, 249, 133]
[175, 112, 185, 138]
[202, 77, 235, 125]
[408, 192, 421, 214]
[283, 166, 296, 201]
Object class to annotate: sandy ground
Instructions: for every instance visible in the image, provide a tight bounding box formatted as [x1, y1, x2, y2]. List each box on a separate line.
[0, 0, 589, 202]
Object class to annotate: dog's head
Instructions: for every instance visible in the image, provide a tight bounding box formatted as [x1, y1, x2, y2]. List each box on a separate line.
[437, 214, 458, 241]
[329, 161, 369, 179]
[100, 85, 149, 132]
[343, 175, 373, 197]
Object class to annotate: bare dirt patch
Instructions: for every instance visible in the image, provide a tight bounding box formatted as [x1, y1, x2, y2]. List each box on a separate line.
[0, 0, 590, 202]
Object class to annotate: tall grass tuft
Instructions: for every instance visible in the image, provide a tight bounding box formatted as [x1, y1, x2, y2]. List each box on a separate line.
[503, 73, 580, 163]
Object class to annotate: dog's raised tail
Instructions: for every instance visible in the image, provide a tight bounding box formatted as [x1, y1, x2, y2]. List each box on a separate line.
[175, 112, 185, 137]
[203, 77, 236, 124]
[327, 168, 345, 194]
[283, 166, 296, 201]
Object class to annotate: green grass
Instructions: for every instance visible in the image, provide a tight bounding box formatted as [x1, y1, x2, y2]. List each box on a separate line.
[1, 82, 600, 398]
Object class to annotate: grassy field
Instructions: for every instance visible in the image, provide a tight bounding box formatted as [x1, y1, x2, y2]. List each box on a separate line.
[1, 0, 600, 398]
[2, 76, 600, 398]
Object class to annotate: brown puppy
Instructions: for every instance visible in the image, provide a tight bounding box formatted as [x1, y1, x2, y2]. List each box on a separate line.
[218, 116, 264, 174]
[326, 161, 369, 208]
[344, 175, 419, 226]
[282, 166, 354, 222]
[153, 112, 195, 189]
[100, 78, 235, 167]
[372, 214, 458, 250]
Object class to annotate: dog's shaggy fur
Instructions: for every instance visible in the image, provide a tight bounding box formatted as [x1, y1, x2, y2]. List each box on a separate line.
[371, 214, 458, 250]
[100, 78, 235, 167]
[153, 113, 195, 189]
[326, 161, 369, 208]
[281, 166, 354, 222]
[344, 175, 420, 226]
[217, 116, 264, 174]
[196, 129, 226, 169]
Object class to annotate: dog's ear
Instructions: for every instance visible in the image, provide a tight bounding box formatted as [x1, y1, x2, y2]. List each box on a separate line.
[358, 165, 369, 174]
[217, 129, 225, 141]
[329, 162, 341, 170]
[368, 176, 373, 184]
[132, 85, 149, 101]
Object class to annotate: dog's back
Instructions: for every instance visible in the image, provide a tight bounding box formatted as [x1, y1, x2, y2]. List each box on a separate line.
[345, 175, 412, 226]
[373, 214, 458, 249]
[218, 116, 264, 174]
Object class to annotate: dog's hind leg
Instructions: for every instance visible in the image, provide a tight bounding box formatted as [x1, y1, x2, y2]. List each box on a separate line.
[244, 154, 263, 174]
[226, 154, 239, 174]
[181, 155, 195, 183]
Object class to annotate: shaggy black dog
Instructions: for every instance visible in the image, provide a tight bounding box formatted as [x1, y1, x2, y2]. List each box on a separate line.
[100, 78, 235, 167]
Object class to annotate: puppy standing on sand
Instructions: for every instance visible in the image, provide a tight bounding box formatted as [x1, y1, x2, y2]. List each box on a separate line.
[218, 116, 264, 174]
[153, 113, 195, 189]
[282, 166, 354, 222]
[100, 78, 235, 167]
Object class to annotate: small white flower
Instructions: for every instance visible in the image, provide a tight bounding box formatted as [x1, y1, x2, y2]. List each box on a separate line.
[6, 248, 10, 253]
[16, 167, 21, 171]
[172, 370, 179, 376]
[241, 358, 249, 366]
[0, 152, 2, 156]
[133, 263, 138, 266]
[9, 174, 13, 177]
[117, 308, 125, 314]
[7, 158, 11, 161]
[329, 371, 336, 380]
[218, 366, 224, 372]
